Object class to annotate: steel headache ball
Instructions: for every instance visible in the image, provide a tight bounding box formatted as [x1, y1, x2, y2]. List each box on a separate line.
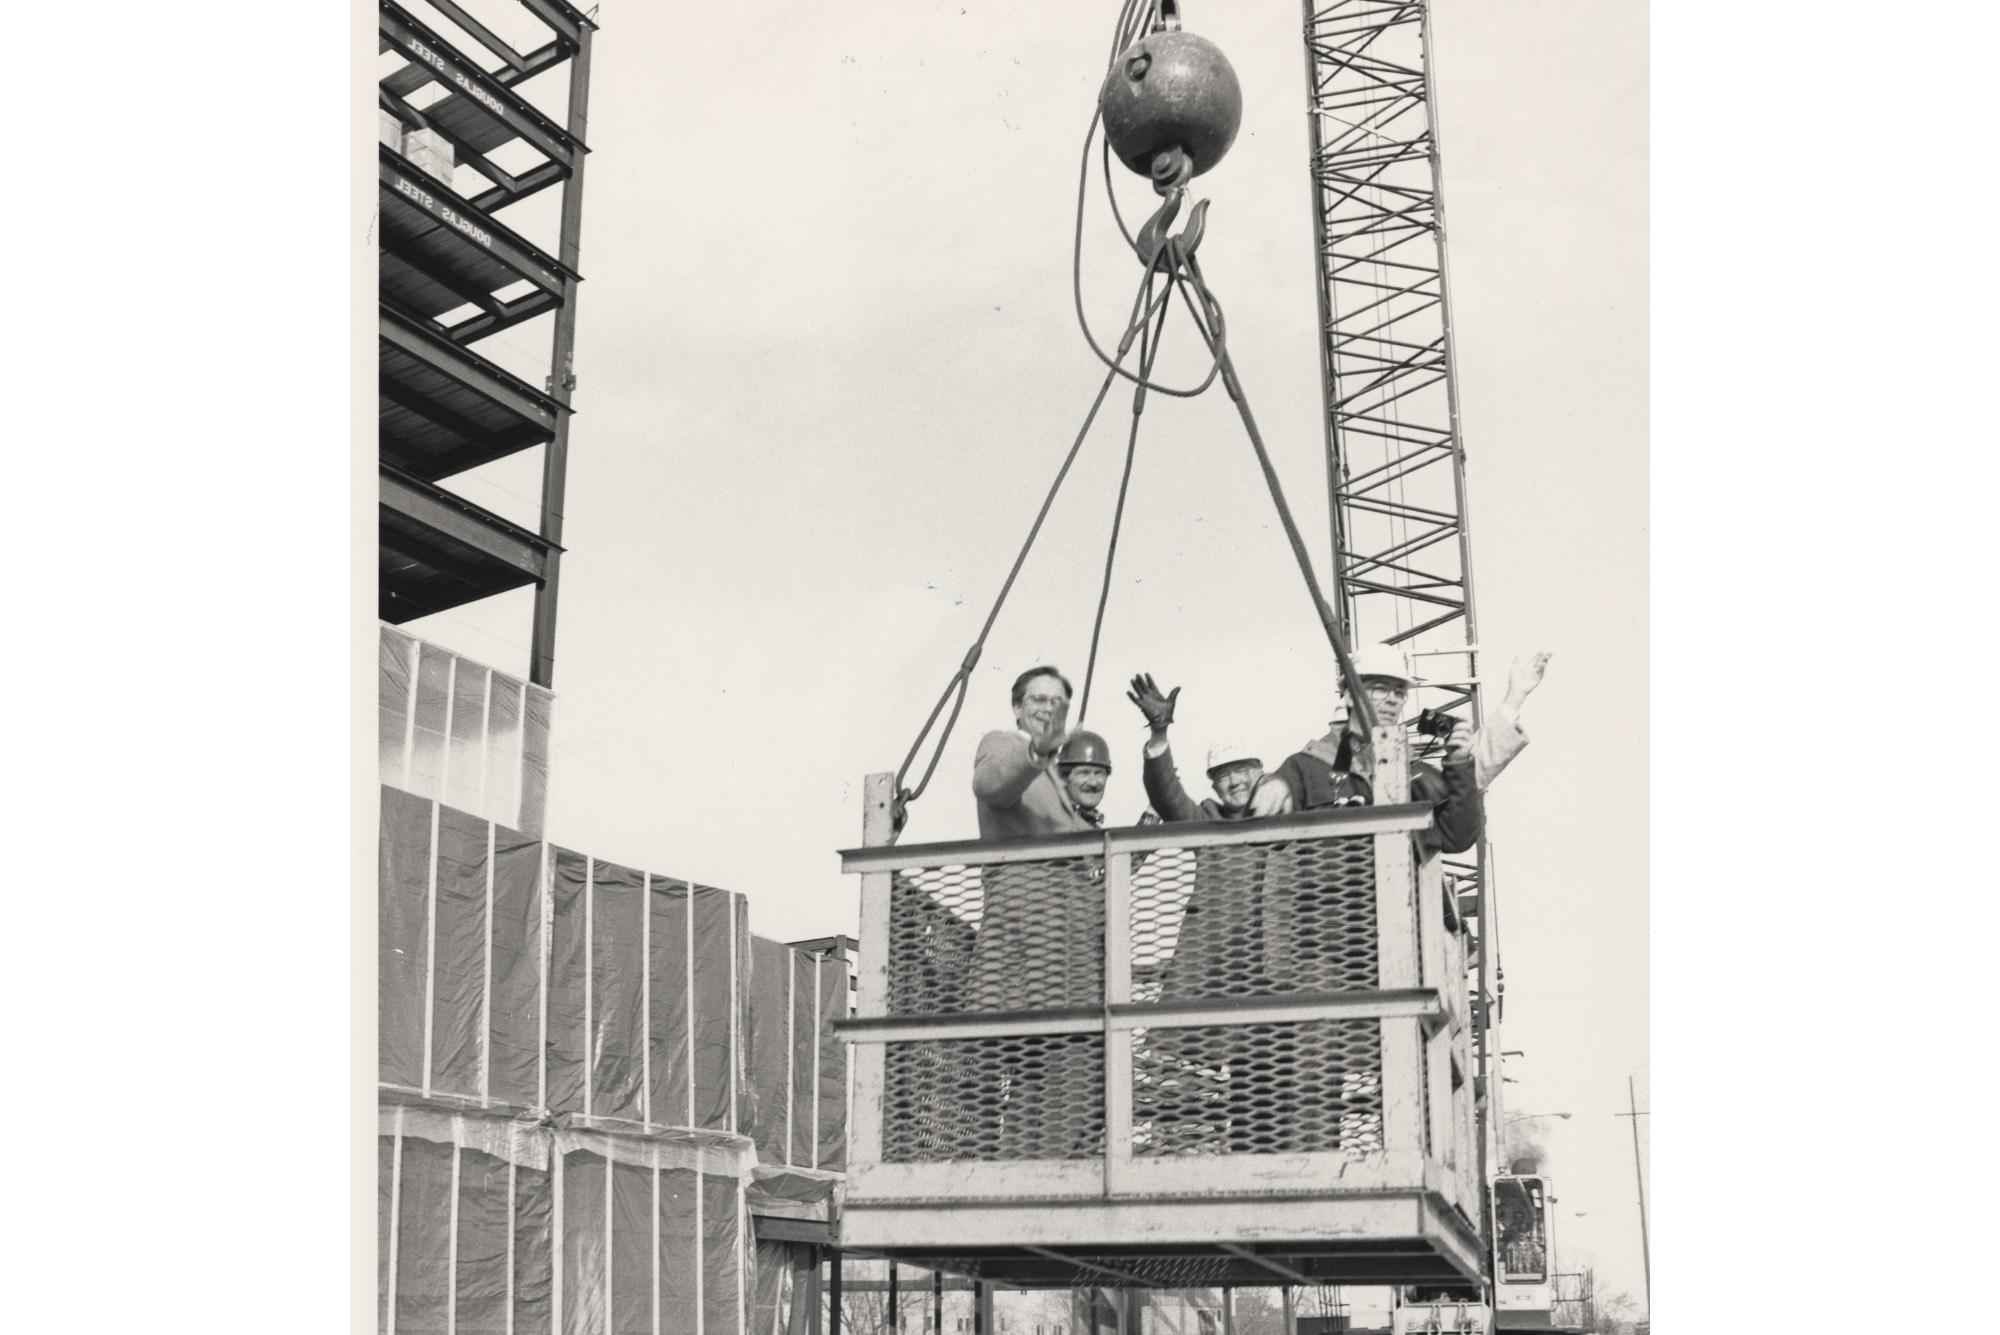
[1098, 30, 1243, 181]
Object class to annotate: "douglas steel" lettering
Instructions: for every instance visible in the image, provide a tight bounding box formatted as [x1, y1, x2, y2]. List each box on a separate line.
[392, 174, 494, 250]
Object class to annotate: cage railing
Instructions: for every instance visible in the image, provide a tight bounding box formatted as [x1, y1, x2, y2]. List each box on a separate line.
[837, 727, 1482, 1258]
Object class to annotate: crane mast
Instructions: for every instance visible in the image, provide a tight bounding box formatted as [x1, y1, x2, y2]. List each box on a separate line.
[1298, 0, 1500, 1174]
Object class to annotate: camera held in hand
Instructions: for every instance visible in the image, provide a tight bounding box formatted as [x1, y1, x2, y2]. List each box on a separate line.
[1415, 707, 1461, 740]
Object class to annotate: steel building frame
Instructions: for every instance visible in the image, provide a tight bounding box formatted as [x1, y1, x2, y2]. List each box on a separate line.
[376, 0, 596, 687]
[1298, 0, 1500, 1175]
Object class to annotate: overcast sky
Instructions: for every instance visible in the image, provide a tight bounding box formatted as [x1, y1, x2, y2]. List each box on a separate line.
[403, 0, 1649, 1306]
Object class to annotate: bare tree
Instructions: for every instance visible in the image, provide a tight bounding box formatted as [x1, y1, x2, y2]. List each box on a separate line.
[1589, 1286, 1637, 1335]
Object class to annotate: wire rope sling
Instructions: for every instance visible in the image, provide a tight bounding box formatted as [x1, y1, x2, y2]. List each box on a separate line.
[887, 0, 1378, 839]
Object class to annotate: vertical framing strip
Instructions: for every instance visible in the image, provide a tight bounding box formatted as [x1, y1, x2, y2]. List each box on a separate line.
[439, 658, 459, 804]
[785, 951, 796, 1164]
[506, 1159, 517, 1335]
[604, 1133, 615, 1333]
[685, 882, 697, 1127]
[514, 679, 532, 829]
[736, 1174, 748, 1335]
[642, 873, 653, 1127]
[693, 1158, 705, 1335]
[728, 895, 740, 1134]
[537, 842, 552, 1111]
[651, 1145, 661, 1335]
[478, 665, 494, 816]
[810, 956, 822, 1170]
[401, 633, 421, 790]
[422, 800, 441, 1097]
[447, 1140, 463, 1335]
[483, 822, 496, 1102]
[1102, 839, 1133, 1196]
[551, 1143, 564, 1335]
[387, 1106, 405, 1335]
[584, 858, 596, 1118]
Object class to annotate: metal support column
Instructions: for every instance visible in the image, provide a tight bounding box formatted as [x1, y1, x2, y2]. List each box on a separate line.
[529, 17, 594, 688]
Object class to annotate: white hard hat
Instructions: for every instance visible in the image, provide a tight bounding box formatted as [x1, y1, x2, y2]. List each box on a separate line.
[1206, 740, 1262, 774]
[1345, 642, 1420, 688]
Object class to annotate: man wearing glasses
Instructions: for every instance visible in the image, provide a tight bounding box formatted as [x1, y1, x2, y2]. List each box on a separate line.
[971, 665, 1091, 839]
[964, 665, 1103, 1157]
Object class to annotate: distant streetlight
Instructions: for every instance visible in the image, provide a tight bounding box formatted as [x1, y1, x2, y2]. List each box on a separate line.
[1505, 1112, 1571, 1125]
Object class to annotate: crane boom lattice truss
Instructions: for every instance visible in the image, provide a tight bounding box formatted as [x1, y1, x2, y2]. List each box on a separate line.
[1299, 0, 1500, 1171]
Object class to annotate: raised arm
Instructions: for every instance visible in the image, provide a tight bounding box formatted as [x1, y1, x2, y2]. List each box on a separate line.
[1141, 742, 1208, 823]
[1421, 730, 1484, 854]
[972, 730, 1047, 809]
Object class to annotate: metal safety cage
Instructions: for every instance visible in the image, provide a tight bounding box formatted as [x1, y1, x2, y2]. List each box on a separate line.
[836, 731, 1483, 1288]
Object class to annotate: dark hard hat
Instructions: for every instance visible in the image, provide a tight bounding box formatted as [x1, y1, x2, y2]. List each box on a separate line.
[1098, 31, 1243, 179]
[1057, 730, 1114, 772]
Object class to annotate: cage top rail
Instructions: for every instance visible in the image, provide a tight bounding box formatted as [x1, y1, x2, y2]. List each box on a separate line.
[840, 800, 1434, 872]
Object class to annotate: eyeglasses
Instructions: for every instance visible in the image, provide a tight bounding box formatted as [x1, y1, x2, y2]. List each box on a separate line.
[1021, 693, 1068, 708]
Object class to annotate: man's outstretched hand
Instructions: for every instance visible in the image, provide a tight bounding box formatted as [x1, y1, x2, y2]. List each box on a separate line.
[1028, 695, 1071, 762]
[1504, 651, 1553, 709]
[1126, 673, 1180, 734]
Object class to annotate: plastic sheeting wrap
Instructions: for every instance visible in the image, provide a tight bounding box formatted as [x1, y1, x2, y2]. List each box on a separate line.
[381, 786, 432, 1090]
[744, 1167, 836, 1224]
[746, 938, 794, 1166]
[590, 861, 648, 1125]
[814, 960, 848, 1172]
[431, 807, 490, 1099]
[381, 626, 553, 836]
[490, 833, 544, 1107]
[379, 784, 850, 1335]
[789, 955, 816, 1167]
[748, 1240, 793, 1335]
[379, 788, 831, 1144]
[381, 1106, 755, 1335]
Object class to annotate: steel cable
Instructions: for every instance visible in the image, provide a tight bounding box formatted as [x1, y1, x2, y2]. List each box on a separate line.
[1077, 260, 1177, 725]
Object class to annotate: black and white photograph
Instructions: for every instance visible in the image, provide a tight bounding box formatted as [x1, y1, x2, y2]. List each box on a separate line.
[367, 3, 1645, 1332]
[27, 2, 1996, 1327]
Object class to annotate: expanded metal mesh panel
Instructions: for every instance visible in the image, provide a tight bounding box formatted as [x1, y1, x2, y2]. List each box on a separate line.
[1131, 1020, 1384, 1158]
[881, 1033, 1103, 1162]
[887, 860, 1103, 1015]
[1131, 837, 1377, 1003]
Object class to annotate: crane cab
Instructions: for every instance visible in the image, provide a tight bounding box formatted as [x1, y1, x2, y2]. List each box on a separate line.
[836, 730, 1484, 1288]
[1491, 1173, 1554, 1324]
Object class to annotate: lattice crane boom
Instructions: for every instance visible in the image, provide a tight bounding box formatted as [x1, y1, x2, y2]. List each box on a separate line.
[1298, 0, 1501, 1181]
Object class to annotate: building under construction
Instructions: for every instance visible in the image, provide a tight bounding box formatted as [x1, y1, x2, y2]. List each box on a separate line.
[376, 4, 854, 1332]
[375, 2, 1582, 1333]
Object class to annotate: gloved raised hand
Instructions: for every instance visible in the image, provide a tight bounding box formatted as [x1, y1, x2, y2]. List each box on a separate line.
[1126, 673, 1180, 734]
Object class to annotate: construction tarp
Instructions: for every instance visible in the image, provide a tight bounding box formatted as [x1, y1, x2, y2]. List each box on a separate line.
[380, 784, 847, 1335]
[379, 788, 764, 1137]
[380, 787, 843, 1156]
[744, 1166, 837, 1224]
[381, 1105, 753, 1335]
[747, 942, 850, 1171]
[381, 626, 553, 836]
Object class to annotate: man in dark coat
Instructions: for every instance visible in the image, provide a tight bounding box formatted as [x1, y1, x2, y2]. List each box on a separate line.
[1250, 642, 1482, 855]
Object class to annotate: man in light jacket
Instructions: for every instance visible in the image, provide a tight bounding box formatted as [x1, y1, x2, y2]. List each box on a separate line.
[965, 666, 1100, 1157]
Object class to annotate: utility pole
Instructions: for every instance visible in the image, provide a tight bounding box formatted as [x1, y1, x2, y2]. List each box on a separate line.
[1615, 1075, 1651, 1314]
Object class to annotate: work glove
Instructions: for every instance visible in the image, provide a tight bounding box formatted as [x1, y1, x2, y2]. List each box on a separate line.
[1126, 673, 1180, 732]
